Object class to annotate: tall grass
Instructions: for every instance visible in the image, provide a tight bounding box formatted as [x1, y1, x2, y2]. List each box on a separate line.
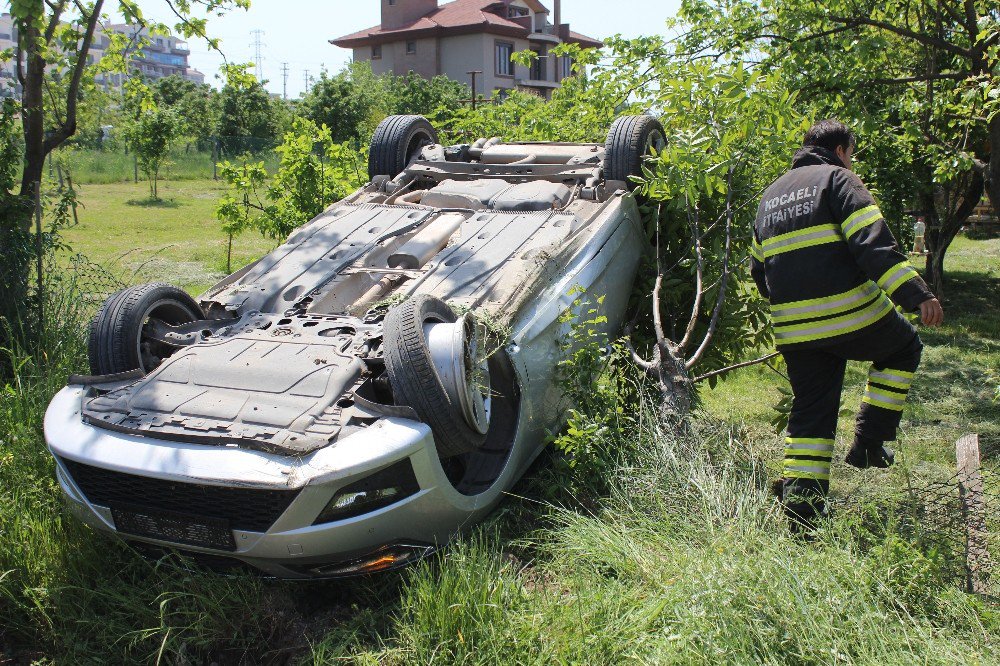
[1, 264, 997, 663]
[0, 272, 304, 663]
[333, 400, 996, 664]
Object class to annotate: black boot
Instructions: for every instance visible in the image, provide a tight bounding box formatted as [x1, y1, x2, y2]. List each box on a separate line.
[845, 438, 894, 469]
[778, 478, 828, 534]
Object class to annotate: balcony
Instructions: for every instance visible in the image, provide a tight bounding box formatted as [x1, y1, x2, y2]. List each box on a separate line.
[516, 78, 559, 89]
[528, 25, 561, 44]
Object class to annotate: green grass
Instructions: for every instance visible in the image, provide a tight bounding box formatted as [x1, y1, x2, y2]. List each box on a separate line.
[1, 190, 998, 664]
[60, 178, 276, 295]
[53, 146, 281, 185]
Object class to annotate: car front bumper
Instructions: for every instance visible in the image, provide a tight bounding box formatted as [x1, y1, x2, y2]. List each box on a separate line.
[45, 386, 514, 578]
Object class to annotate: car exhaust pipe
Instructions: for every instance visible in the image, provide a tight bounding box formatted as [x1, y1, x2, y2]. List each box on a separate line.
[387, 212, 465, 270]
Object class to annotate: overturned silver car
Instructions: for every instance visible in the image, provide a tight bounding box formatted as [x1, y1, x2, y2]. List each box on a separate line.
[44, 114, 663, 578]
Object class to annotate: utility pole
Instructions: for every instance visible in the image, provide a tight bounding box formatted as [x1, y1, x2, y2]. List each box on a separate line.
[467, 70, 482, 110]
[250, 29, 266, 80]
[303, 69, 311, 94]
[281, 62, 289, 100]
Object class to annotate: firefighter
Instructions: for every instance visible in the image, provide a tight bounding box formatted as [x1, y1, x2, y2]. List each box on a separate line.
[751, 119, 944, 529]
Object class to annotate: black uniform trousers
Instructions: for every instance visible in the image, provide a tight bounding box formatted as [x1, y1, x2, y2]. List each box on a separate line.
[779, 312, 923, 496]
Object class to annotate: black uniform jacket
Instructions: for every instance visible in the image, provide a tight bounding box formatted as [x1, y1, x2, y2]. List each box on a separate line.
[751, 146, 934, 349]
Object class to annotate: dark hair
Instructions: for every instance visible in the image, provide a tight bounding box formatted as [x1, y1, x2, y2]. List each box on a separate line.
[803, 119, 856, 153]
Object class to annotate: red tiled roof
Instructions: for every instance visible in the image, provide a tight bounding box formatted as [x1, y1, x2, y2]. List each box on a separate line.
[331, 0, 601, 49]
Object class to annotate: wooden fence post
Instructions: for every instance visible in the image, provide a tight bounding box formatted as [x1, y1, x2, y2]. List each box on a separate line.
[956, 434, 990, 594]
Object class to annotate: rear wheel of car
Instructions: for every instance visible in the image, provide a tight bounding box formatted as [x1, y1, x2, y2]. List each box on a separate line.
[383, 295, 490, 458]
[88, 283, 204, 376]
[604, 114, 666, 184]
[368, 115, 438, 180]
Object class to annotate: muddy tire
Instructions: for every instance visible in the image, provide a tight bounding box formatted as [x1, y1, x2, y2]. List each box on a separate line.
[604, 114, 666, 184]
[368, 115, 438, 180]
[383, 295, 487, 458]
[88, 283, 204, 376]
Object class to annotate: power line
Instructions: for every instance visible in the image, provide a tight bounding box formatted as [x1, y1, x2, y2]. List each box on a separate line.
[281, 62, 289, 100]
[250, 29, 266, 81]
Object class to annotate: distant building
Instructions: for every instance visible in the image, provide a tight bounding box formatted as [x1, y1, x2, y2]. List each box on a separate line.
[0, 13, 205, 99]
[331, 0, 602, 101]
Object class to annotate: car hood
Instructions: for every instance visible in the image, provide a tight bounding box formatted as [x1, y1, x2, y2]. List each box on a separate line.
[81, 330, 365, 455]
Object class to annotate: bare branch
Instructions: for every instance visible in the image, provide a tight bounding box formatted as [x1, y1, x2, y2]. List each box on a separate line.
[44, 0, 68, 42]
[826, 14, 971, 57]
[686, 164, 735, 370]
[693, 352, 780, 383]
[677, 198, 704, 352]
[864, 72, 970, 84]
[623, 324, 656, 375]
[651, 203, 668, 346]
[42, 0, 104, 155]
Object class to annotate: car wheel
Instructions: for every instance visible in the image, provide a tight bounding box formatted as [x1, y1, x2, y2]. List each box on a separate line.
[383, 295, 490, 458]
[368, 115, 438, 180]
[604, 114, 666, 184]
[88, 283, 204, 376]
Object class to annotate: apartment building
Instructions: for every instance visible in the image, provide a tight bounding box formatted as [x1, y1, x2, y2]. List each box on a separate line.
[0, 13, 205, 99]
[331, 0, 602, 100]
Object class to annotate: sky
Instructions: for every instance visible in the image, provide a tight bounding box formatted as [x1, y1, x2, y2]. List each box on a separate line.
[119, 0, 683, 98]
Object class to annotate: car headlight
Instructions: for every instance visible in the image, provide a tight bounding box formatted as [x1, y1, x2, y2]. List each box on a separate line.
[313, 458, 420, 525]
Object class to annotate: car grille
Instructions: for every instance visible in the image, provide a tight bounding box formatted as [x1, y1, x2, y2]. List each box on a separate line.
[60, 458, 300, 532]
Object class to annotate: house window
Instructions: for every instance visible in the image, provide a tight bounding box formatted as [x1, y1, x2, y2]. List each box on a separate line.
[406, 41, 417, 55]
[507, 6, 528, 18]
[388, 0, 396, 5]
[530, 49, 544, 80]
[496, 41, 514, 77]
[372, 44, 382, 59]
[560, 56, 573, 79]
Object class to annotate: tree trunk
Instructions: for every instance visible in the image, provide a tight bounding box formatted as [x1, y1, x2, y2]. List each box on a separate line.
[987, 115, 1000, 222]
[18, 22, 46, 205]
[923, 169, 984, 297]
[656, 341, 694, 421]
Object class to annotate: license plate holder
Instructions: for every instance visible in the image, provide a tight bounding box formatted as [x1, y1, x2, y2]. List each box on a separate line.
[111, 503, 236, 551]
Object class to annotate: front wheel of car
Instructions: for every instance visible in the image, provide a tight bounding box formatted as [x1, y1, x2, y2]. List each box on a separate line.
[604, 114, 666, 184]
[88, 282, 204, 376]
[368, 115, 438, 181]
[383, 295, 491, 458]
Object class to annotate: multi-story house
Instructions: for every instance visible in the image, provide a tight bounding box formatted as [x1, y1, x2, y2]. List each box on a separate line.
[331, 0, 601, 100]
[0, 13, 205, 99]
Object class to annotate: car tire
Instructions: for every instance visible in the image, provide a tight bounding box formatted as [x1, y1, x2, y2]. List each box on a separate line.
[368, 115, 438, 180]
[604, 114, 666, 184]
[383, 295, 488, 458]
[88, 283, 204, 376]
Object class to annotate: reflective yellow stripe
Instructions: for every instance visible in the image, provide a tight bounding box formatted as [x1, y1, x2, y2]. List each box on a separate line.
[751, 237, 764, 262]
[774, 295, 893, 345]
[842, 205, 882, 238]
[878, 262, 921, 297]
[785, 448, 835, 458]
[784, 468, 832, 481]
[863, 394, 905, 412]
[770, 281, 880, 323]
[869, 368, 914, 390]
[762, 224, 842, 258]
[785, 437, 835, 446]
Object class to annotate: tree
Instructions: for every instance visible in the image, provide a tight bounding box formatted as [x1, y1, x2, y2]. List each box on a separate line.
[152, 74, 220, 149]
[216, 63, 281, 153]
[216, 117, 365, 242]
[122, 81, 181, 199]
[1, 0, 248, 351]
[443, 40, 803, 417]
[299, 62, 388, 143]
[386, 71, 468, 116]
[674, 0, 1000, 295]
